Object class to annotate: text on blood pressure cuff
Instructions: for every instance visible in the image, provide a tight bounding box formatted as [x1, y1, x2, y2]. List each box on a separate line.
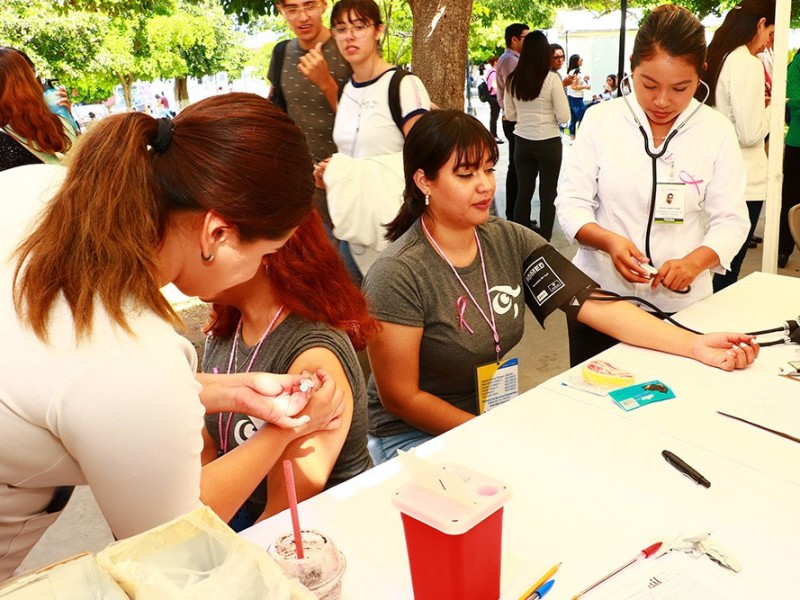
[522, 244, 599, 326]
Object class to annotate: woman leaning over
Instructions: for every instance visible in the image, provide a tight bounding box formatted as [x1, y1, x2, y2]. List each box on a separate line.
[556, 5, 751, 366]
[201, 209, 375, 531]
[0, 94, 344, 579]
[703, 0, 775, 291]
[363, 109, 757, 465]
[504, 30, 570, 240]
[0, 47, 75, 171]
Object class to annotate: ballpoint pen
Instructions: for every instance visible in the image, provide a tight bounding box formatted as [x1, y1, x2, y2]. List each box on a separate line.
[525, 578, 555, 600]
[572, 541, 662, 599]
[662, 450, 711, 488]
[518, 563, 561, 600]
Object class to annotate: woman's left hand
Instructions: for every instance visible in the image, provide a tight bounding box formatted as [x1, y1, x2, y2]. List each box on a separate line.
[650, 257, 702, 291]
[691, 334, 759, 371]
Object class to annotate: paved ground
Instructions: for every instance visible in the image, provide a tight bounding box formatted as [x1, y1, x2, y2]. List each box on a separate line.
[15, 97, 800, 577]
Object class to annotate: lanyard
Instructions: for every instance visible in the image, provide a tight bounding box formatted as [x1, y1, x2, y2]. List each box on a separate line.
[218, 305, 285, 455]
[421, 216, 501, 362]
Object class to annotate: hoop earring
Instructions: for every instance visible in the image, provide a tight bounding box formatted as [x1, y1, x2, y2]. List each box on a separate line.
[201, 251, 215, 262]
[424, 193, 430, 206]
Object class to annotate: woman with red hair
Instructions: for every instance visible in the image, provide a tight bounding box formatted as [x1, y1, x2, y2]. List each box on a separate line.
[0, 47, 74, 171]
[201, 209, 376, 530]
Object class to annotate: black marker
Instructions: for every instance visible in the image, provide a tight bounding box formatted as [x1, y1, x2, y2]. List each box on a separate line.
[661, 450, 711, 488]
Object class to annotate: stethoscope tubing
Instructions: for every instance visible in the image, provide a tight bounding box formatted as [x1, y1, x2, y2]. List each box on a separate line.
[618, 77, 711, 295]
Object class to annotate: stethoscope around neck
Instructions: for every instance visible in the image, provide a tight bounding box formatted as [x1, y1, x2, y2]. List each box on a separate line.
[618, 76, 711, 295]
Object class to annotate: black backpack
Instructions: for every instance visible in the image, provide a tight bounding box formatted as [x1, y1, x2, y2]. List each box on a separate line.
[477, 80, 490, 103]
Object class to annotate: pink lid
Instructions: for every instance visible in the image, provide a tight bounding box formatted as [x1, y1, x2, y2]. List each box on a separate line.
[392, 461, 512, 535]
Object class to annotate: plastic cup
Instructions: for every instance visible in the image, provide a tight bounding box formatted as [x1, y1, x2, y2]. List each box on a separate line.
[393, 462, 512, 600]
[267, 529, 346, 600]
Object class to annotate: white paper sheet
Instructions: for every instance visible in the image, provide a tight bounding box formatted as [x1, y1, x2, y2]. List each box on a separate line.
[717, 376, 800, 443]
[585, 552, 741, 600]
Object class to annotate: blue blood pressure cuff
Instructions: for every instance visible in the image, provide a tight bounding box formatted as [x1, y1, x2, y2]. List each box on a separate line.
[522, 244, 599, 326]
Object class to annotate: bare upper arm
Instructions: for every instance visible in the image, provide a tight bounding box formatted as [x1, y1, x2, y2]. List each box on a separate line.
[262, 346, 354, 518]
[367, 320, 423, 411]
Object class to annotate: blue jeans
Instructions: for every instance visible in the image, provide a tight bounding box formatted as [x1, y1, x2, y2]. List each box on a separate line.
[568, 96, 586, 136]
[368, 431, 433, 465]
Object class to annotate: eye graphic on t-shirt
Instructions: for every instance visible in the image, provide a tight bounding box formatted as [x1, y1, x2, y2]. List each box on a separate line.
[234, 417, 265, 445]
[490, 285, 521, 318]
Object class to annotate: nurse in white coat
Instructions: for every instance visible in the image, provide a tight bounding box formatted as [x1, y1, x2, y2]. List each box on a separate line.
[556, 4, 750, 366]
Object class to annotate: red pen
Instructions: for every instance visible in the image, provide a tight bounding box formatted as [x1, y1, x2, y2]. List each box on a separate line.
[572, 541, 662, 599]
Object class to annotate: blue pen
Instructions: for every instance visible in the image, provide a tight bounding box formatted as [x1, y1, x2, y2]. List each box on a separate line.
[526, 579, 555, 600]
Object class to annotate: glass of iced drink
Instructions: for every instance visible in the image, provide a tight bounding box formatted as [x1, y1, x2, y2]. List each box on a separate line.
[267, 529, 346, 600]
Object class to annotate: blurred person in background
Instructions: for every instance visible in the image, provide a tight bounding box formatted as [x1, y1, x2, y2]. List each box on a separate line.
[702, 0, 775, 291]
[504, 31, 570, 240]
[0, 47, 75, 171]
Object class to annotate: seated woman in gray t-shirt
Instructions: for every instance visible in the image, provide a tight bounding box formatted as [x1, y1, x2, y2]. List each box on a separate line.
[362, 110, 759, 465]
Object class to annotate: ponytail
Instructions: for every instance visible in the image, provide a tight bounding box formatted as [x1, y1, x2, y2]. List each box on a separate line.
[385, 192, 427, 242]
[14, 112, 175, 340]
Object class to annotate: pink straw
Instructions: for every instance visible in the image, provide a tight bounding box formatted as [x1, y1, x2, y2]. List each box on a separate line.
[283, 460, 304, 559]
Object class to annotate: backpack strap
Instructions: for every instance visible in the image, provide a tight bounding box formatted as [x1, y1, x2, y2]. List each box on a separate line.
[388, 67, 410, 133]
[269, 40, 290, 112]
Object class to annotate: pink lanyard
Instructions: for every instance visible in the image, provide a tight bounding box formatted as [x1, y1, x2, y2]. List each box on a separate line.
[218, 305, 285, 455]
[421, 216, 501, 362]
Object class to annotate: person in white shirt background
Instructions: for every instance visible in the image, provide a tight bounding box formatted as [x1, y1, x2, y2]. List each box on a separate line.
[702, 0, 775, 292]
[504, 30, 570, 240]
[556, 4, 750, 366]
[566, 54, 591, 141]
[313, 0, 431, 277]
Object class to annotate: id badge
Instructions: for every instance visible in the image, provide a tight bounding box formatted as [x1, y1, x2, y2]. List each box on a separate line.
[654, 182, 686, 224]
[476, 358, 519, 414]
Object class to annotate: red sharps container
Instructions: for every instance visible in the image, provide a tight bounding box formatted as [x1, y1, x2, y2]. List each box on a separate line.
[392, 461, 512, 600]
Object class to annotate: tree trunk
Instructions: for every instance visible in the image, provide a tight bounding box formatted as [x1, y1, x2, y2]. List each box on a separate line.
[174, 77, 190, 110]
[407, 0, 473, 110]
[119, 74, 134, 110]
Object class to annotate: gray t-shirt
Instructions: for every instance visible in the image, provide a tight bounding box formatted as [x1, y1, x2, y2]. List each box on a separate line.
[362, 217, 546, 438]
[267, 36, 350, 163]
[202, 313, 370, 518]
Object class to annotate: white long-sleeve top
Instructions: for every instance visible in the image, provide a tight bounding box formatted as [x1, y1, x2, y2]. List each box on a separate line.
[503, 71, 571, 141]
[0, 165, 203, 578]
[713, 44, 771, 201]
[555, 92, 749, 313]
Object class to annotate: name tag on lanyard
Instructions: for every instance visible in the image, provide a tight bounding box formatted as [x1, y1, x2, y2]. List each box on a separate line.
[654, 181, 686, 224]
[476, 357, 519, 413]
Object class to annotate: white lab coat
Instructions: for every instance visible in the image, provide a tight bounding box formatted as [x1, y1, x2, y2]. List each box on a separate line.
[714, 44, 771, 201]
[556, 91, 749, 313]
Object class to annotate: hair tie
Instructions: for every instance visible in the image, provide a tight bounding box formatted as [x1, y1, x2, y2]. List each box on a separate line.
[151, 118, 174, 153]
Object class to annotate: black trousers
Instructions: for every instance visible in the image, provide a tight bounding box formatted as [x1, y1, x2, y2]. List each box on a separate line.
[488, 95, 501, 138]
[512, 136, 562, 240]
[712, 200, 762, 292]
[502, 119, 518, 220]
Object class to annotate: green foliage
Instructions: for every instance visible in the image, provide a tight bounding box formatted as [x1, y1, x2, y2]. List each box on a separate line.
[1, 0, 248, 106]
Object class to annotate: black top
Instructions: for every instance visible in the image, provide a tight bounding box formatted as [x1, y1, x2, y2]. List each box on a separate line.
[0, 132, 42, 173]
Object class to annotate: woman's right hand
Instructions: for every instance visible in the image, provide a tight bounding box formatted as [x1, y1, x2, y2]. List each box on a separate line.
[604, 232, 653, 283]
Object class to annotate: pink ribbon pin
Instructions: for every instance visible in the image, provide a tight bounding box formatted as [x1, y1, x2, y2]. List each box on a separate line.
[679, 170, 704, 196]
[456, 296, 474, 333]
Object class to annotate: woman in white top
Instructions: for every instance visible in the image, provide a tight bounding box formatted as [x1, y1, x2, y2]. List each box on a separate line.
[566, 54, 591, 139]
[702, 0, 775, 291]
[504, 31, 570, 240]
[314, 0, 431, 277]
[556, 5, 750, 366]
[0, 94, 345, 580]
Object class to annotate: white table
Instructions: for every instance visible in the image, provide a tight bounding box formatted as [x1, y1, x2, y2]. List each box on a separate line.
[242, 272, 800, 599]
